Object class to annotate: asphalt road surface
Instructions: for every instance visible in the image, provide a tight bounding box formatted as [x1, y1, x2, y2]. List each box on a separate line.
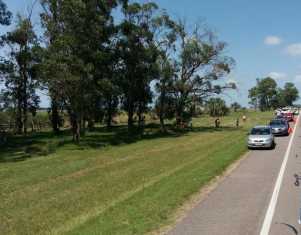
[168, 116, 301, 235]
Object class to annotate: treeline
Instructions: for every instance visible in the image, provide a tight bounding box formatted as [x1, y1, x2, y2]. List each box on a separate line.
[249, 77, 299, 111]
[0, 0, 236, 141]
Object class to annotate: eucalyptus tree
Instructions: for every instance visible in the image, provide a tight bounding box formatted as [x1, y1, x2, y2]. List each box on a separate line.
[171, 21, 236, 125]
[0, 16, 40, 134]
[206, 97, 229, 117]
[40, 0, 127, 140]
[279, 82, 299, 106]
[0, 0, 11, 26]
[118, 2, 162, 129]
[0, 0, 12, 118]
[152, 13, 178, 132]
[231, 102, 242, 112]
[248, 77, 278, 111]
[39, 0, 63, 133]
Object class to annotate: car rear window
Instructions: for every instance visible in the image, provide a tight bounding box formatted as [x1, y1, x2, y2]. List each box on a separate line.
[251, 128, 271, 135]
[270, 120, 285, 125]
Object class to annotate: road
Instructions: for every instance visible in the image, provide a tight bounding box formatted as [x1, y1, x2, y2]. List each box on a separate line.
[167, 117, 301, 235]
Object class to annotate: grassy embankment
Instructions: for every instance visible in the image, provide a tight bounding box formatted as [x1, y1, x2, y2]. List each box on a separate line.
[0, 111, 272, 235]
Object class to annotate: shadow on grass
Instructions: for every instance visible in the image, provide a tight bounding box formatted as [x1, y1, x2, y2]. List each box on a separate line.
[0, 124, 241, 163]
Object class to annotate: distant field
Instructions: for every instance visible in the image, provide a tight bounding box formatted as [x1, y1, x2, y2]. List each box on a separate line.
[0, 111, 273, 235]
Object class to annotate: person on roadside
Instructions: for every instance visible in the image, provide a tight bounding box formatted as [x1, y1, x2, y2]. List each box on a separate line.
[242, 115, 247, 122]
[236, 118, 239, 127]
[215, 118, 220, 128]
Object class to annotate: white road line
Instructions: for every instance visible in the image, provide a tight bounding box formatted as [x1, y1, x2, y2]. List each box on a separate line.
[260, 115, 300, 235]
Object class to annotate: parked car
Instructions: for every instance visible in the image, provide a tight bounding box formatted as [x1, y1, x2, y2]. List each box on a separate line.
[247, 126, 275, 149]
[269, 119, 289, 136]
[283, 112, 294, 122]
[294, 109, 299, 115]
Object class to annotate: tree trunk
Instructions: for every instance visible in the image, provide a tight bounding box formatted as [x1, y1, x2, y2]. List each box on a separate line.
[106, 98, 113, 128]
[176, 93, 186, 128]
[87, 119, 94, 131]
[128, 103, 134, 130]
[51, 98, 60, 133]
[159, 90, 166, 133]
[81, 117, 86, 137]
[69, 111, 80, 143]
[31, 120, 35, 132]
[76, 119, 81, 142]
[137, 103, 143, 129]
[159, 114, 166, 133]
[176, 104, 184, 128]
[16, 92, 23, 134]
[21, 50, 28, 135]
[23, 98, 28, 135]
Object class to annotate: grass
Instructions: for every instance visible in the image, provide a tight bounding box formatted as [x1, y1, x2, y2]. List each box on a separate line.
[0, 111, 273, 235]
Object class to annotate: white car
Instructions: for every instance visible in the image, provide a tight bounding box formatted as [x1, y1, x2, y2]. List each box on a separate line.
[247, 126, 275, 149]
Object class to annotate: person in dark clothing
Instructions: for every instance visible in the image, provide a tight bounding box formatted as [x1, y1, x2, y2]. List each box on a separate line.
[215, 118, 220, 128]
[236, 118, 239, 127]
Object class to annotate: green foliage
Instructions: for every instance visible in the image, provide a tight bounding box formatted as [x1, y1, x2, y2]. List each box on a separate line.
[248, 77, 278, 111]
[0, 0, 11, 25]
[0, 110, 11, 123]
[155, 95, 177, 120]
[0, 16, 40, 134]
[278, 82, 299, 107]
[206, 97, 230, 117]
[1, 0, 237, 139]
[231, 102, 242, 112]
[167, 21, 235, 125]
[118, 2, 161, 128]
[249, 78, 299, 110]
[39, 0, 128, 139]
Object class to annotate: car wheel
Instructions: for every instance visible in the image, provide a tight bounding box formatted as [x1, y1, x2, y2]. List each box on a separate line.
[270, 141, 275, 150]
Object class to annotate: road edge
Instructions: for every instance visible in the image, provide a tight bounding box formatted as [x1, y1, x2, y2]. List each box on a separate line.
[259, 115, 300, 235]
[150, 150, 252, 235]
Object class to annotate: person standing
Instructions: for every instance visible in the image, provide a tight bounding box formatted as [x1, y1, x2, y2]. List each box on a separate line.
[215, 118, 220, 128]
[242, 115, 247, 122]
[236, 118, 239, 127]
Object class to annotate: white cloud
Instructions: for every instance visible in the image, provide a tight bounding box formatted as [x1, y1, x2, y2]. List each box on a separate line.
[264, 36, 282, 45]
[268, 72, 287, 80]
[285, 43, 301, 56]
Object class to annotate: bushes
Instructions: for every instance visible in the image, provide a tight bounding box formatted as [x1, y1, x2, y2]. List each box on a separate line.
[24, 138, 67, 157]
[0, 110, 14, 124]
[206, 98, 230, 117]
[0, 110, 51, 132]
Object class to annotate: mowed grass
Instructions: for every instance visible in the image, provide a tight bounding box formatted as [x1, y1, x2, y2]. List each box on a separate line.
[0, 111, 272, 235]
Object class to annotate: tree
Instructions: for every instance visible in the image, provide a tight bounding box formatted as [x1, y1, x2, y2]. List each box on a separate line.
[248, 78, 298, 110]
[248, 86, 258, 110]
[248, 77, 278, 111]
[231, 102, 241, 112]
[155, 58, 176, 132]
[98, 61, 121, 128]
[206, 97, 229, 117]
[40, 0, 127, 140]
[0, 0, 12, 115]
[39, 0, 63, 133]
[0, 16, 40, 134]
[170, 21, 235, 125]
[24, 0, 239, 139]
[118, 2, 160, 130]
[0, 0, 11, 26]
[278, 82, 299, 106]
[153, 13, 178, 132]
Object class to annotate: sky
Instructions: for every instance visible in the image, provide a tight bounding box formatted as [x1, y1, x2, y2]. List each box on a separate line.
[2, 0, 301, 107]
